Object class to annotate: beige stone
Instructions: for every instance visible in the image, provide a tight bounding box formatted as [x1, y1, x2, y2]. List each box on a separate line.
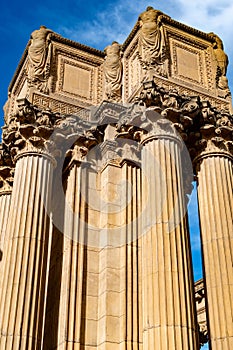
[197, 154, 233, 350]
[140, 132, 199, 349]
[1, 6, 233, 350]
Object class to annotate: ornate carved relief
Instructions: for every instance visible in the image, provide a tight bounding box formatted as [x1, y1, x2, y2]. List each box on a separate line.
[128, 74, 230, 112]
[128, 51, 142, 97]
[58, 58, 93, 100]
[195, 279, 208, 348]
[8, 39, 104, 125]
[209, 32, 230, 98]
[103, 42, 123, 102]
[123, 21, 230, 110]
[138, 7, 169, 78]
[2, 99, 58, 162]
[52, 45, 104, 104]
[170, 38, 207, 88]
[32, 92, 90, 119]
[0, 145, 14, 194]
[2, 98, 105, 174]
[27, 26, 53, 94]
[115, 80, 233, 167]
[123, 32, 140, 101]
[63, 128, 102, 174]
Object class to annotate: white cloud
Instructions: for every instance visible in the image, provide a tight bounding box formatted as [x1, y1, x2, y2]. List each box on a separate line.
[58, 1, 233, 48]
[175, 0, 233, 50]
[57, 0, 233, 88]
[58, 0, 142, 49]
[171, 0, 233, 90]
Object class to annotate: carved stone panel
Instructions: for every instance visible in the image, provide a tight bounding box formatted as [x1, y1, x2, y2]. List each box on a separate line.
[170, 38, 210, 90]
[58, 59, 93, 100]
[32, 92, 90, 119]
[176, 46, 200, 82]
[128, 51, 142, 96]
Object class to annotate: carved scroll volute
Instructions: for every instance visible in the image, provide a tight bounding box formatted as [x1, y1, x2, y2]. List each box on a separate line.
[103, 41, 123, 102]
[138, 6, 169, 78]
[27, 25, 53, 94]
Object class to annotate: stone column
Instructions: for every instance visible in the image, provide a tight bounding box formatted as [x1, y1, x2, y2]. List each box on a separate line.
[0, 189, 11, 268]
[56, 149, 94, 350]
[0, 164, 12, 293]
[97, 158, 142, 350]
[90, 128, 142, 349]
[196, 150, 233, 350]
[0, 150, 55, 350]
[0, 185, 12, 345]
[0, 99, 58, 350]
[140, 121, 198, 349]
[119, 160, 143, 350]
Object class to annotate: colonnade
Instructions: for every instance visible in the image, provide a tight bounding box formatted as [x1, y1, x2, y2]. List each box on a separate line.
[0, 101, 232, 350]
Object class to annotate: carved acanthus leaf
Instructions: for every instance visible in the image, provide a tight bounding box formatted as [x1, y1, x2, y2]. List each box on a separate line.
[0, 145, 14, 193]
[131, 81, 233, 160]
[2, 99, 60, 160]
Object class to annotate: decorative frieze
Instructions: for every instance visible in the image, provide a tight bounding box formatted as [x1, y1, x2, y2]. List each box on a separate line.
[32, 92, 91, 118]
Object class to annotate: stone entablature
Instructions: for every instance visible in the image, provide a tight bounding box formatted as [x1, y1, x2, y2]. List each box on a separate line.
[122, 7, 231, 104]
[3, 7, 232, 126]
[4, 33, 105, 124]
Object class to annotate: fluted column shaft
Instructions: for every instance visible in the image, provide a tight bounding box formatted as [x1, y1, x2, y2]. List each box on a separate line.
[141, 134, 198, 350]
[56, 162, 95, 350]
[121, 162, 143, 350]
[197, 153, 233, 350]
[0, 191, 11, 293]
[120, 161, 142, 349]
[98, 160, 142, 349]
[0, 152, 54, 350]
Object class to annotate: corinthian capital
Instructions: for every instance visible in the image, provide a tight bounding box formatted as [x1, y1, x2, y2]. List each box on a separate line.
[2, 98, 61, 162]
[192, 105, 233, 165]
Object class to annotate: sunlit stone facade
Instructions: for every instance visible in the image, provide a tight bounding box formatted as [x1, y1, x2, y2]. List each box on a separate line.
[0, 7, 232, 350]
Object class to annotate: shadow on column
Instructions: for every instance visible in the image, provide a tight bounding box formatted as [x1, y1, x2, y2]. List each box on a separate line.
[43, 163, 65, 349]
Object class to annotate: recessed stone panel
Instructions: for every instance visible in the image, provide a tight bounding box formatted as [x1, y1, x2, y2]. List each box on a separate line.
[63, 63, 91, 98]
[170, 37, 210, 89]
[176, 46, 200, 82]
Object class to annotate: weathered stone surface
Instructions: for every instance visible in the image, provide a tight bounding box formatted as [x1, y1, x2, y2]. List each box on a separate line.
[0, 6, 233, 350]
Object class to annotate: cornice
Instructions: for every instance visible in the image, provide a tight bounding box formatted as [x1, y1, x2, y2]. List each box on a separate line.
[122, 22, 140, 51]
[163, 16, 214, 43]
[50, 33, 105, 57]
